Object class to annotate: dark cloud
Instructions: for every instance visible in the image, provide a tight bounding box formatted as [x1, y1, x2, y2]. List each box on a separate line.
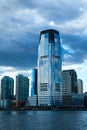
[62, 33, 87, 64]
[0, 33, 39, 69]
[0, 0, 87, 69]
[16, 0, 83, 23]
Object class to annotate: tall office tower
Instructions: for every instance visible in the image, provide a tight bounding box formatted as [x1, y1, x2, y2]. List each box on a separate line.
[16, 74, 29, 107]
[1, 76, 14, 100]
[30, 69, 37, 96]
[38, 29, 62, 106]
[62, 70, 78, 95]
[78, 79, 83, 94]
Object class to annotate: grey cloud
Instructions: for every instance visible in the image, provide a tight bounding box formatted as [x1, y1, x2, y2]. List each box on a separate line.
[0, 0, 87, 69]
[0, 43, 38, 69]
[0, 32, 39, 69]
[16, 0, 84, 23]
[62, 33, 87, 64]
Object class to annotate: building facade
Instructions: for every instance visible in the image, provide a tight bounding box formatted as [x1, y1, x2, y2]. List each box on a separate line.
[78, 79, 83, 94]
[62, 93, 84, 108]
[62, 70, 78, 95]
[16, 74, 29, 107]
[1, 76, 14, 100]
[38, 29, 62, 106]
[30, 69, 37, 96]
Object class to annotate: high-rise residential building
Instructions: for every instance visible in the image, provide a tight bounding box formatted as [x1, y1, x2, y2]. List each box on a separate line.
[16, 74, 29, 107]
[38, 29, 62, 106]
[1, 76, 14, 100]
[30, 69, 37, 96]
[78, 79, 83, 94]
[62, 69, 78, 95]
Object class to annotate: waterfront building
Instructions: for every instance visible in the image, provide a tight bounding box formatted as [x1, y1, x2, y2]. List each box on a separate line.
[1, 76, 14, 100]
[72, 94, 84, 107]
[84, 93, 87, 108]
[78, 79, 83, 94]
[62, 70, 78, 95]
[28, 95, 38, 106]
[38, 29, 62, 106]
[30, 69, 37, 96]
[16, 74, 29, 107]
[62, 94, 84, 108]
[0, 99, 11, 108]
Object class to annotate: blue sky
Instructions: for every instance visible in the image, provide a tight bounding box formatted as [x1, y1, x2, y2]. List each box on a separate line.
[0, 0, 87, 92]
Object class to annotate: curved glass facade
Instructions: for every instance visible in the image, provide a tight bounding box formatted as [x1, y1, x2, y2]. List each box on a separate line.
[31, 69, 37, 96]
[1, 76, 14, 100]
[38, 29, 62, 106]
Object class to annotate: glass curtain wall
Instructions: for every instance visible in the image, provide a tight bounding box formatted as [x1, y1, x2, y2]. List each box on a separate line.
[38, 29, 62, 106]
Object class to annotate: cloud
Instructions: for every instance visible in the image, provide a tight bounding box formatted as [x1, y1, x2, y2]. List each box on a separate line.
[0, 0, 87, 69]
[61, 33, 87, 64]
[0, 0, 87, 91]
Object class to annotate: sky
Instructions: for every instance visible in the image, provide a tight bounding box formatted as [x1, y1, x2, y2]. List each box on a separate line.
[0, 0, 87, 92]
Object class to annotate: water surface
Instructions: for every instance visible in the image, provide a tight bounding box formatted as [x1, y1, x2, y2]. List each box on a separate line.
[0, 111, 87, 130]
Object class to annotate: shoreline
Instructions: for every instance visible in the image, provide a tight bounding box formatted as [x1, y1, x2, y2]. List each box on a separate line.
[0, 107, 87, 111]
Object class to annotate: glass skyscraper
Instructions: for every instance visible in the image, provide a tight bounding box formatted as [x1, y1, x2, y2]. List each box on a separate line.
[77, 79, 83, 94]
[1, 76, 14, 100]
[62, 69, 78, 95]
[38, 29, 62, 106]
[30, 69, 37, 96]
[16, 74, 29, 107]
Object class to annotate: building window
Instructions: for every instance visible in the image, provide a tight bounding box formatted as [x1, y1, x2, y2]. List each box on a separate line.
[55, 83, 60, 91]
[40, 83, 48, 91]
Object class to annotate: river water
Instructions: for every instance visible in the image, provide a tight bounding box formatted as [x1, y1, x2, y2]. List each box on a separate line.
[0, 110, 87, 130]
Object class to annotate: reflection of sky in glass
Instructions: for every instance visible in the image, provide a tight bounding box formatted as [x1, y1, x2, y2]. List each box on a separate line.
[30, 69, 37, 96]
[39, 32, 61, 86]
[38, 30, 62, 105]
